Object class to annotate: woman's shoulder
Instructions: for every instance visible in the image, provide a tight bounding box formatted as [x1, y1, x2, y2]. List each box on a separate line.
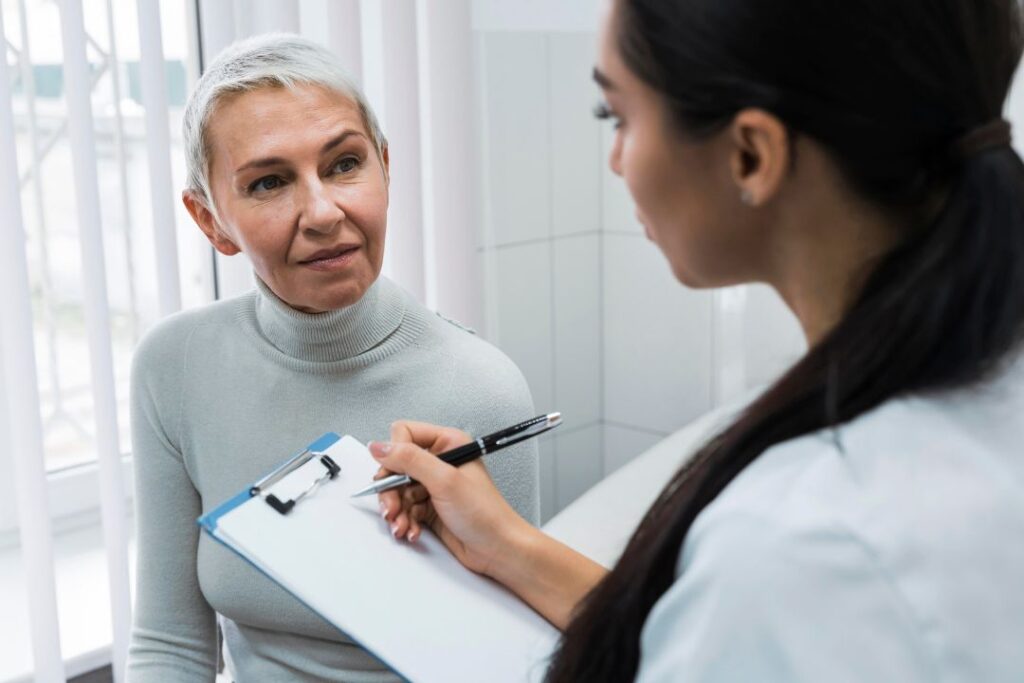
[701, 367, 1024, 534]
[639, 479, 941, 681]
[645, 373, 1024, 682]
[132, 294, 253, 376]
[405, 297, 532, 401]
[689, 380, 1024, 588]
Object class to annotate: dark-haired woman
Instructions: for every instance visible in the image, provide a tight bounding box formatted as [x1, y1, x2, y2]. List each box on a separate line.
[370, 0, 1024, 680]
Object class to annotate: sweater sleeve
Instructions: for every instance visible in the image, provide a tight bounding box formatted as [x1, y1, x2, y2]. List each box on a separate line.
[440, 337, 541, 526]
[634, 509, 936, 683]
[126, 323, 218, 682]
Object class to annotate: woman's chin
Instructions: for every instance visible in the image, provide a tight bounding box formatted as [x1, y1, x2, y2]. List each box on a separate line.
[279, 279, 374, 313]
[299, 291, 366, 313]
[263, 262, 381, 313]
[668, 261, 717, 290]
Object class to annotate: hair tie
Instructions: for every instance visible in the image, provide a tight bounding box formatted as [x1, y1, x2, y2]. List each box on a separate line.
[951, 119, 1013, 159]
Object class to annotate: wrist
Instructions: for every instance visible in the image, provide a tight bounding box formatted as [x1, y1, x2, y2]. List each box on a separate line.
[485, 514, 543, 586]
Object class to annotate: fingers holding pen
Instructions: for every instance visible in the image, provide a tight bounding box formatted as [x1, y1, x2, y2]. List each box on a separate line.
[372, 453, 432, 540]
[369, 441, 456, 496]
[390, 420, 473, 455]
[374, 466, 402, 524]
[383, 493, 430, 542]
[406, 502, 434, 543]
[370, 440, 451, 543]
[403, 483, 429, 506]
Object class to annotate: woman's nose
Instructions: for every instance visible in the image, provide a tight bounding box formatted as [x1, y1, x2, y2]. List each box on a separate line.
[297, 180, 345, 234]
[609, 133, 624, 177]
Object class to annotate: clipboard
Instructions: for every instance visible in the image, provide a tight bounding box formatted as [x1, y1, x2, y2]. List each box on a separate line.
[198, 433, 559, 683]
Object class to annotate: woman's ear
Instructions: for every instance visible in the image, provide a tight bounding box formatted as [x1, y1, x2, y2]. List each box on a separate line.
[182, 190, 240, 256]
[728, 108, 791, 207]
[381, 143, 391, 187]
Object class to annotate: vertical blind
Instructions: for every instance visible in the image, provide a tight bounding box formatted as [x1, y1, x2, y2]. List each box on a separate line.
[58, 1, 133, 681]
[0, 0, 479, 680]
[0, 4, 64, 680]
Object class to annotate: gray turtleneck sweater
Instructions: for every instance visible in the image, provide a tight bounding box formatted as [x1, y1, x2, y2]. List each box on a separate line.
[127, 277, 539, 682]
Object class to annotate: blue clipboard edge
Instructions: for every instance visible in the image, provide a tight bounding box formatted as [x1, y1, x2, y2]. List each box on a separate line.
[197, 431, 342, 535]
[193, 431, 413, 682]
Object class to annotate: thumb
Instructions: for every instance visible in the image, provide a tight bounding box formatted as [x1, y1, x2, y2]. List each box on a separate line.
[368, 441, 454, 493]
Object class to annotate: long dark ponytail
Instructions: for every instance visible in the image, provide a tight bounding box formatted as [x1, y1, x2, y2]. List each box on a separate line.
[547, 1, 1024, 680]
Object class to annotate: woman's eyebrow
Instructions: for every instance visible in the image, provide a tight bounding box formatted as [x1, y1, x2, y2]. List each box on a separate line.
[593, 67, 615, 90]
[234, 130, 366, 174]
[319, 129, 364, 156]
[235, 155, 287, 174]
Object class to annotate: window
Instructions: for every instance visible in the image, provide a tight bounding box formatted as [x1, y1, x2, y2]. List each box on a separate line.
[6, 0, 211, 482]
[1, 2, 210, 679]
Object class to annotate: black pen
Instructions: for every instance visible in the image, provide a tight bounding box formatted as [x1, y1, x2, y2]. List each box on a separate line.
[351, 413, 562, 498]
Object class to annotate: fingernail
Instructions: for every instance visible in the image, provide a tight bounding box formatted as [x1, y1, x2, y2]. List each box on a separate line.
[407, 530, 416, 542]
[390, 523, 400, 537]
[379, 501, 388, 518]
[370, 441, 393, 458]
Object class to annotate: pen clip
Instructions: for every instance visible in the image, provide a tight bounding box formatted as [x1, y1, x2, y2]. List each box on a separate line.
[494, 414, 562, 447]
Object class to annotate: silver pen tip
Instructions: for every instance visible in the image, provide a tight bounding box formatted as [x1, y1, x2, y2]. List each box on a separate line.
[350, 483, 377, 498]
[547, 412, 562, 427]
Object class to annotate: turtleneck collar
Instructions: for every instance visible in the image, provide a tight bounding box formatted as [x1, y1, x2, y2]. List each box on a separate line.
[252, 276, 406, 363]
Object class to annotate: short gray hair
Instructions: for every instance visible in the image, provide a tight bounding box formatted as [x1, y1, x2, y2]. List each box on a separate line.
[182, 33, 386, 206]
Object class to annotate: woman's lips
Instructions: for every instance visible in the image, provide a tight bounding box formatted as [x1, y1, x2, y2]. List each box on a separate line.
[298, 246, 360, 271]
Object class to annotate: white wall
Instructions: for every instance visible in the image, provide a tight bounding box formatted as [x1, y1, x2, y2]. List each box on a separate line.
[1008, 54, 1024, 157]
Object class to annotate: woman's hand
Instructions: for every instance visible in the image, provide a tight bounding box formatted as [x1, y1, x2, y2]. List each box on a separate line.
[372, 420, 609, 629]
[370, 421, 535, 579]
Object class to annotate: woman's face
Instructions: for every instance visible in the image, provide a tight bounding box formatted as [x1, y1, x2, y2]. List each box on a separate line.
[594, 2, 767, 288]
[188, 84, 389, 312]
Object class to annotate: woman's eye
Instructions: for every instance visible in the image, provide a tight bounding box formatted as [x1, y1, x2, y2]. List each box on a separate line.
[332, 156, 360, 174]
[592, 101, 622, 129]
[249, 176, 282, 194]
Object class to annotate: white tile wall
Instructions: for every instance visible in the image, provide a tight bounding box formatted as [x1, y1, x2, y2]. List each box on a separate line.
[553, 234, 601, 427]
[492, 243, 555, 412]
[554, 423, 604, 510]
[603, 233, 714, 434]
[603, 423, 667, 477]
[537, 432, 558, 523]
[480, 32, 551, 247]
[548, 34, 602, 238]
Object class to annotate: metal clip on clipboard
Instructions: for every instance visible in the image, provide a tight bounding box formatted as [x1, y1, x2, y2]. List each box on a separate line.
[249, 448, 341, 515]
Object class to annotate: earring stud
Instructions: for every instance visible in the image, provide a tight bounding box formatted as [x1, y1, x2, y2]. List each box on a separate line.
[740, 189, 754, 205]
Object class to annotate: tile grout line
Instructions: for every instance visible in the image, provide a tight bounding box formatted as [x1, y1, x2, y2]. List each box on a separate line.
[477, 228, 608, 253]
[602, 419, 670, 438]
[547, 419, 602, 440]
[476, 229, 644, 254]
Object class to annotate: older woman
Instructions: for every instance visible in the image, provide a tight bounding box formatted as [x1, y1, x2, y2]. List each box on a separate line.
[126, 34, 539, 681]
